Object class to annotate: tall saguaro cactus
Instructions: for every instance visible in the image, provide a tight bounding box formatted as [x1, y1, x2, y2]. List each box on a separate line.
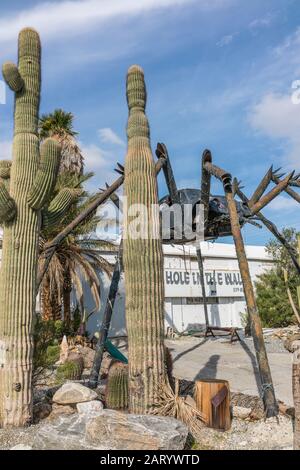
[0, 28, 62, 427]
[124, 65, 166, 414]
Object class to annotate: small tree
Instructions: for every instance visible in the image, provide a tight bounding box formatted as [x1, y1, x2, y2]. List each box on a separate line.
[255, 228, 299, 328]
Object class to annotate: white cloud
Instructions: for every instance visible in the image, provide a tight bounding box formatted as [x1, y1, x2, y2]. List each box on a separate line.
[249, 12, 276, 32]
[80, 142, 121, 190]
[0, 0, 232, 45]
[0, 140, 12, 161]
[274, 26, 300, 57]
[81, 142, 112, 170]
[267, 195, 299, 212]
[216, 33, 238, 47]
[248, 92, 300, 166]
[98, 128, 125, 147]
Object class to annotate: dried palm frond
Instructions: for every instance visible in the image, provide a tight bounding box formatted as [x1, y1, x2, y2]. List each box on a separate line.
[39, 109, 84, 175]
[152, 379, 207, 441]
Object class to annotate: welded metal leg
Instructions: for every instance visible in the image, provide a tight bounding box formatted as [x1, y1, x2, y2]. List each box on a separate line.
[225, 188, 278, 417]
[196, 244, 209, 330]
[201, 149, 212, 231]
[89, 243, 123, 389]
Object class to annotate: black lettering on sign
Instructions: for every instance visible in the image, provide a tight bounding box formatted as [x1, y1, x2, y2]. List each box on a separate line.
[173, 272, 180, 285]
[225, 273, 233, 285]
[166, 271, 173, 284]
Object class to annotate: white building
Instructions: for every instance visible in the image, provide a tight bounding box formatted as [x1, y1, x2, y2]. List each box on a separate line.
[86, 241, 274, 337]
[0, 231, 274, 336]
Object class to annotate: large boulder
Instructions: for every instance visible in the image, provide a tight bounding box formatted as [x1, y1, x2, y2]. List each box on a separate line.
[52, 382, 97, 405]
[32, 411, 188, 450]
[86, 410, 188, 450]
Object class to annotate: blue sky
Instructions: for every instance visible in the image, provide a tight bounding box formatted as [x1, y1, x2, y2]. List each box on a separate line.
[0, 0, 300, 246]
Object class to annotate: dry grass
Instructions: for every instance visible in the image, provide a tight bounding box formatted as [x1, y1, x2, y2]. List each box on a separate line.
[152, 379, 207, 441]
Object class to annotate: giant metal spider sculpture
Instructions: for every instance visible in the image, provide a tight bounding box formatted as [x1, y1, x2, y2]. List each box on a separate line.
[156, 143, 300, 274]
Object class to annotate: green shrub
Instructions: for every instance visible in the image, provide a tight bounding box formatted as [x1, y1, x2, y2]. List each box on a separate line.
[255, 227, 299, 328]
[56, 357, 84, 384]
[45, 345, 60, 365]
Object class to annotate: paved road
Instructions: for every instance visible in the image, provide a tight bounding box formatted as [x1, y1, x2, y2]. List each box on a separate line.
[166, 336, 293, 406]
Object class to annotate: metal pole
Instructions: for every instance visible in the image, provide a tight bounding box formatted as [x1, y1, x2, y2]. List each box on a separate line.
[89, 241, 123, 388]
[248, 166, 273, 207]
[225, 185, 278, 417]
[250, 173, 293, 214]
[203, 162, 278, 416]
[156, 143, 178, 204]
[201, 149, 212, 230]
[196, 243, 209, 329]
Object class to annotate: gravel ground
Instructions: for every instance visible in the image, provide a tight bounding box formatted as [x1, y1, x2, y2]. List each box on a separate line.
[243, 336, 287, 354]
[0, 424, 41, 450]
[194, 415, 293, 450]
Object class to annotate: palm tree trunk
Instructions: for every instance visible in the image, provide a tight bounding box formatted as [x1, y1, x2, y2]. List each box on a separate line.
[63, 267, 72, 326]
[41, 276, 62, 321]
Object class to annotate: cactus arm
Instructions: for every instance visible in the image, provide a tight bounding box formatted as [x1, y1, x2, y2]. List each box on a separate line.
[42, 188, 80, 228]
[2, 62, 24, 92]
[27, 138, 61, 210]
[0, 182, 16, 223]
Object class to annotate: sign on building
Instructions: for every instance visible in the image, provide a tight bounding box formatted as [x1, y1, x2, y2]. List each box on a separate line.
[165, 269, 244, 298]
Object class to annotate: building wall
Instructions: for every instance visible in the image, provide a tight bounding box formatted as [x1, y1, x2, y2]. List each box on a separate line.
[86, 242, 274, 336]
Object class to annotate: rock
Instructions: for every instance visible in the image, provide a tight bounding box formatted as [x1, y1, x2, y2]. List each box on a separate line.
[77, 400, 103, 416]
[52, 382, 97, 405]
[73, 345, 95, 369]
[47, 403, 76, 421]
[85, 410, 188, 450]
[232, 406, 251, 420]
[10, 444, 33, 450]
[284, 333, 300, 352]
[33, 402, 52, 423]
[59, 335, 69, 363]
[33, 415, 92, 450]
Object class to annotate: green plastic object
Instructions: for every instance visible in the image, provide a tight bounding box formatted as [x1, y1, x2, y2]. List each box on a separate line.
[104, 339, 128, 364]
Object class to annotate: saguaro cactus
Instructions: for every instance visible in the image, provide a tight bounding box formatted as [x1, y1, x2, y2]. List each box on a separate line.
[0, 28, 63, 427]
[124, 65, 166, 414]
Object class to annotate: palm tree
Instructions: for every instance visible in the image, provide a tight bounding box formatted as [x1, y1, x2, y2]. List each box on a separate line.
[39, 109, 84, 175]
[38, 110, 113, 329]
